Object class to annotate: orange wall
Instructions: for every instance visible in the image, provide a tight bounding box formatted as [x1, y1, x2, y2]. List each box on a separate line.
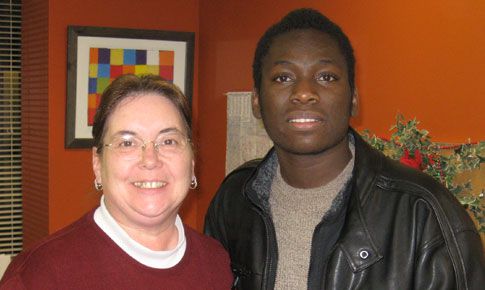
[196, 0, 485, 228]
[24, 0, 485, 240]
[46, 0, 199, 233]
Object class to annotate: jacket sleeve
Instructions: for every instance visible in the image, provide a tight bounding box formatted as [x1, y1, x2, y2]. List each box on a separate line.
[454, 228, 485, 289]
[204, 187, 229, 250]
[414, 229, 484, 289]
[413, 203, 485, 290]
[204, 162, 257, 250]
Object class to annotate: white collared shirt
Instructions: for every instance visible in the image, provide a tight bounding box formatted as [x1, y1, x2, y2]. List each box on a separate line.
[93, 195, 186, 269]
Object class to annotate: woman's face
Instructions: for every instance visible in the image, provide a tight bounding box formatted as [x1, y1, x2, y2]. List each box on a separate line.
[92, 93, 193, 230]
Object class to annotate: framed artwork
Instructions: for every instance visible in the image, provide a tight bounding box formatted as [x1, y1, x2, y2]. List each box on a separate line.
[65, 26, 195, 148]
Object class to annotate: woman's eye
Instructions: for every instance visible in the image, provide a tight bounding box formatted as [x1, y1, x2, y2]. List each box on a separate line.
[317, 73, 338, 82]
[117, 139, 136, 148]
[161, 138, 179, 146]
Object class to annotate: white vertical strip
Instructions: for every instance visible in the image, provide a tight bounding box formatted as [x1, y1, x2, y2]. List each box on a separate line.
[146, 50, 159, 65]
[225, 92, 273, 175]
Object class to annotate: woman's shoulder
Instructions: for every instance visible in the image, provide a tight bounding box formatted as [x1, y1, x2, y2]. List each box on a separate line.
[182, 224, 233, 287]
[1, 211, 97, 281]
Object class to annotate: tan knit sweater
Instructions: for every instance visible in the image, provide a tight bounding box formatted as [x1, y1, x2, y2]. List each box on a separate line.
[269, 144, 354, 290]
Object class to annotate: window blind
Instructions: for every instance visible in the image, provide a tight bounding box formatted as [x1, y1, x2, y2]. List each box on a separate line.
[0, 0, 22, 255]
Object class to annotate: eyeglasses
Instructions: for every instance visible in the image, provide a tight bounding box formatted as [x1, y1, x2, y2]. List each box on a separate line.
[103, 131, 190, 160]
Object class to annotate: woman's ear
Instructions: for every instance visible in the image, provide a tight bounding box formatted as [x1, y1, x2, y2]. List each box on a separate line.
[92, 147, 102, 183]
[251, 89, 262, 119]
[191, 159, 195, 177]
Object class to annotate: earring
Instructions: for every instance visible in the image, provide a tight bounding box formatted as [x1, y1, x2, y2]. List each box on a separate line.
[94, 180, 103, 191]
[190, 176, 198, 189]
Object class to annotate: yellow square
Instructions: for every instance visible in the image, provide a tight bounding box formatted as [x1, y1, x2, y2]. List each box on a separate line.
[135, 65, 149, 75]
[110, 49, 124, 65]
[89, 64, 98, 78]
[147, 65, 159, 75]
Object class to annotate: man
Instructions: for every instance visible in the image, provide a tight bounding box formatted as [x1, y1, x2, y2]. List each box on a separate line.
[205, 8, 485, 290]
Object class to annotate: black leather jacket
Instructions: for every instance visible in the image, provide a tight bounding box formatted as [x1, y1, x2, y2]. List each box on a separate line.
[205, 131, 485, 289]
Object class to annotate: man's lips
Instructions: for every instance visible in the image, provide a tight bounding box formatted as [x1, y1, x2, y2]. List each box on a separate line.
[288, 117, 322, 123]
[285, 111, 325, 130]
[286, 112, 324, 124]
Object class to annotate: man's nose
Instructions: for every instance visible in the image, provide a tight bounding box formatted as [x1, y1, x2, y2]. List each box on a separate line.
[290, 79, 319, 104]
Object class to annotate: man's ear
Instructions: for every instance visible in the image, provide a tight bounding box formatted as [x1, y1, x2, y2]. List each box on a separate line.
[252, 89, 262, 119]
[350, 88, 359, 117]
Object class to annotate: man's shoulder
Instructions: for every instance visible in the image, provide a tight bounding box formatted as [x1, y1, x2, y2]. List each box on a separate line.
[207, 158, 265, 217]
[353, 133, 447, 201]
[229, 158, 262, 176]
[367, 153, 476, 232]
[377, 154, 451, 199]
[353, 135, 471, 224]
[219, 158, 262, 189]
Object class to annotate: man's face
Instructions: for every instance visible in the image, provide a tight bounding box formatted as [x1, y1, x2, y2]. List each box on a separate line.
[253, 29, 357, 156]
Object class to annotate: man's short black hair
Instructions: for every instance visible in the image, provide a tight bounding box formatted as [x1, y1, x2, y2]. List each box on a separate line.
[252, 8, 356, 95]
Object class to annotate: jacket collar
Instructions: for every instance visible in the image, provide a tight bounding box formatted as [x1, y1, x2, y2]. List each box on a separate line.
[337, 129, 383, 272]
[246, 149, 278, 213]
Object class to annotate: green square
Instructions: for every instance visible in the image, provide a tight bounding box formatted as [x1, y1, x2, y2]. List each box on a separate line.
[97, 78, 111, 94]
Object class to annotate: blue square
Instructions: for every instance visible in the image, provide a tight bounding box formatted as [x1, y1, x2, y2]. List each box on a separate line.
[88, 78, 97, 94]
[123, 49, 136, 65]
[98, 64, 111, 77]
[136, 50, 147, 64]
[98, 48, 110, 64]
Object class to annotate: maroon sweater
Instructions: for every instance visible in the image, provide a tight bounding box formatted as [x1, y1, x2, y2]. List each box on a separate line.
[0, 210, 233, 289]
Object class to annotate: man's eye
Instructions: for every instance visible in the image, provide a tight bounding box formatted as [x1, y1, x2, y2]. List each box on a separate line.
[273, 75, 293, 83]
[316, 73, 338, 82]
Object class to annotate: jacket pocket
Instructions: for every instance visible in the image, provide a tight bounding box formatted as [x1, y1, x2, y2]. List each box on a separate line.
[231, 262, 252, 289]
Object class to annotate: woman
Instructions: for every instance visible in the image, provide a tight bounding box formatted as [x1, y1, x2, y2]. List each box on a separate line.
[0, 74, 233, 289]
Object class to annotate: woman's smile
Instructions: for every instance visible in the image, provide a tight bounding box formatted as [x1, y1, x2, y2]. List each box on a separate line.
[132, 180, 167, 189]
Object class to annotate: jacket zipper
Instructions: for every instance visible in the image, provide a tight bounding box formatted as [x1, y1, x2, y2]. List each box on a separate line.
[307, 224, 320, 290]
[245, 189, 278, 290]
[306, 222, 334, 290]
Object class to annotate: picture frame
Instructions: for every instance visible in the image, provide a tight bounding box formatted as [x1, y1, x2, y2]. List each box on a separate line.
[65, 25, 195, 148]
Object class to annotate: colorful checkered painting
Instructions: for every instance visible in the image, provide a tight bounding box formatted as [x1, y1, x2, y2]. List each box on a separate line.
[87, 47, 175, 125]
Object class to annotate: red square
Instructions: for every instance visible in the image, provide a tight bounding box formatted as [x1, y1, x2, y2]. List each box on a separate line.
[110, 65, 123, 78]
[159, 65, 174, 81]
